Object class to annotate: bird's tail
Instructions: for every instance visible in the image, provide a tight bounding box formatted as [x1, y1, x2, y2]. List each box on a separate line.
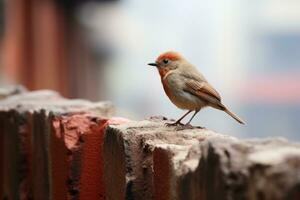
[223, 106, 245, 125]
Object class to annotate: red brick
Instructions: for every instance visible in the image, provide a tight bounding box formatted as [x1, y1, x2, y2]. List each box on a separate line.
[51, 114, 110, 200]
[104, 119, 207, 200]
[0, 89, 114, 200]
[19, 113, 33, 200]
[153, 148, 172, 200]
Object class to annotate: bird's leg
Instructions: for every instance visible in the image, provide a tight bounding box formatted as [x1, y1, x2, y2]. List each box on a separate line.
[185, 110, 199, 125]
[166, 110, 192, 127]
[177, 110, 203, 130]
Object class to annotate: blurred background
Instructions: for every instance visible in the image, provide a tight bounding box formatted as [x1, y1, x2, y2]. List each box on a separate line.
[0, 0, 299, 140]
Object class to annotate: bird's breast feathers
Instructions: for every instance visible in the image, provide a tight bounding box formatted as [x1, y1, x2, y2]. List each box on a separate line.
[161, 72, 207, 110]
[158, 67, 172, 79]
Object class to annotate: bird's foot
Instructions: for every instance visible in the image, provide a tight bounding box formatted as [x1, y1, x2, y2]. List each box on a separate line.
[165, 121, 184, 127]
[175, 123, 193, 131]
[175, 123, 204, 131]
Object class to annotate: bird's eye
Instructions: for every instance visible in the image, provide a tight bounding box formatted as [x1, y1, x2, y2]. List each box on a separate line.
[163, 59, 169, 64]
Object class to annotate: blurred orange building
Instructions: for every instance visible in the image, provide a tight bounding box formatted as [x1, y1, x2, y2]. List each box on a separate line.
[2, 0, 115, 100]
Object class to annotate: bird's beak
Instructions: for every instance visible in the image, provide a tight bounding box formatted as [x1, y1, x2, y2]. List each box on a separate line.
[148, 63, 157, 67]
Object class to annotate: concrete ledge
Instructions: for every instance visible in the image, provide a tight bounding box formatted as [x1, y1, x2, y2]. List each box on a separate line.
[1, 88, 300, 200]
[104, 118, 300, 200]
[0, 89, 114, 200]
[0, 85, 26, 100]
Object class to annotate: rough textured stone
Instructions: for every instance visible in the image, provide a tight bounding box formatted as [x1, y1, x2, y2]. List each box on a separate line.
[2, 88, 300, 200]
[50, 113, 108, 200]
[0, 85, 26, 100]
[0, 89, 114, 200]
[177, 137, 300, 200]
[0, 90, 114, 116]
[103, 118, 235, 200]
[104, 118, 300, 200]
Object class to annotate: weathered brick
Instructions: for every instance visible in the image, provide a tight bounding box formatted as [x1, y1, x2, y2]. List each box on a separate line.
[50, 114, 108, 200]
[104, 118, 300, 200]
[0, 89, 114, 200]
[2, 88, 300, 200]
[104, 118, 225, 200]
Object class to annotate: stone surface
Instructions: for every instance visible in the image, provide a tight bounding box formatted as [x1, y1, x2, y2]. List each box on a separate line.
[104, 118, 300, 200]
[103, 119, 235, 200]
[2, 87, 300, 200]
[178, 137, 300, 200]
[0, 85, 26, 100]
[0, 89, 114, 116]
[50, 113, 109, 200]
[0, 89, 114, 200]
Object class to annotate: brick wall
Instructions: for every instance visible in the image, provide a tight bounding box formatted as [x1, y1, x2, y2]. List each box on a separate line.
[1, 89, 300, 200]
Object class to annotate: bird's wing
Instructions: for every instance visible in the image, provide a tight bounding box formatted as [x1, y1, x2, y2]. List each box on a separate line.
[184, 79, 222, 105]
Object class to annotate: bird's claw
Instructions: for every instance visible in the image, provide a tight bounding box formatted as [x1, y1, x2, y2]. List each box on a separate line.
[165, 122, 204, 130]
[165, 122, 183, 127]
[175, 123, 204, 131]
[174, 123, 193, 130]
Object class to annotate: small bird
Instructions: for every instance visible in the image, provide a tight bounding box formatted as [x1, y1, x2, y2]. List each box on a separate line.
[148, 51, 245, 128]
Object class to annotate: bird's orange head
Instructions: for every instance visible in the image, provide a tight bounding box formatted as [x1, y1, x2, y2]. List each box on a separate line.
[148, 51, 183, 78]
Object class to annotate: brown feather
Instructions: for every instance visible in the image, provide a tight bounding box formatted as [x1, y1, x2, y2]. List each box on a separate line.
[201, 82, 221, 101]
[184, 80, 245, 124]
[185, 80, 221, 103]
